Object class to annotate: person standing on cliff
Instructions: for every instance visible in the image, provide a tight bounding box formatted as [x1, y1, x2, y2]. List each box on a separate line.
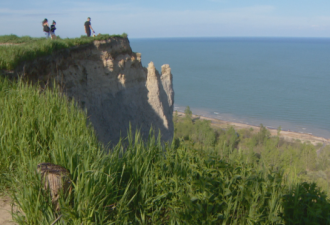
[42, 18, 50, 38]
[84, 17, 95, 37]
[50, 20, 56, 39]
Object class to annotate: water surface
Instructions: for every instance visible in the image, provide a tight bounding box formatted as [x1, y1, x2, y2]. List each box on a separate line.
[130, 37, 330, 138]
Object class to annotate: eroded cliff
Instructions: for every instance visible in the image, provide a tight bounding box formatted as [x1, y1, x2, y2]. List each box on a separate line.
[12, 37, 174, 145]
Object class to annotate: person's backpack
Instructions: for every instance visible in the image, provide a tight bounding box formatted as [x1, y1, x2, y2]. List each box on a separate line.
[43, 25, 50, 32]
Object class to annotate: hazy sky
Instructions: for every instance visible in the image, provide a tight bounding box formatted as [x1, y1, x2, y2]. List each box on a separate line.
[1, 0, 330, 38]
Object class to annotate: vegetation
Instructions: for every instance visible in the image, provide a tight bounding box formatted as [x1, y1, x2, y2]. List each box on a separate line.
[0, 33, 128, 70]
[0, 78, 330, 224]
[0, 35, 41, 44]
[174, 108, 330, 195]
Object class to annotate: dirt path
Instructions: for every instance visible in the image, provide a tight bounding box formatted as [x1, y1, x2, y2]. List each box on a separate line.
[0, 196, 15, 225]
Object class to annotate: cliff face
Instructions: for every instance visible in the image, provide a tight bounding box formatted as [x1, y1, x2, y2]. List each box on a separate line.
[15, 37, 174, 145]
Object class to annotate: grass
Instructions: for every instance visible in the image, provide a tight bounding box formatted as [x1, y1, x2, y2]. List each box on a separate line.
[1, 77, 330, 224]
[0, 35, 41, 44]
[0, 33, 128, 70]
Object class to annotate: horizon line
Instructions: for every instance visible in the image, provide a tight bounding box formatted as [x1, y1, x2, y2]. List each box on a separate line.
[2, 34, 330, 39]
[129, 36, 330, 39]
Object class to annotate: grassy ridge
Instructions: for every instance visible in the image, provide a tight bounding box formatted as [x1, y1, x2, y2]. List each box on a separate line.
[0, 35, 41, 44]
[1, 78, 330, 224]
[0, 34, 127, 70]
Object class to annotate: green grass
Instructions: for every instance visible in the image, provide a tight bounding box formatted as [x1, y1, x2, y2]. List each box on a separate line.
[0, 35, 41, 44]
[0, 33, 128, 70]
[1, 78, 330, 224]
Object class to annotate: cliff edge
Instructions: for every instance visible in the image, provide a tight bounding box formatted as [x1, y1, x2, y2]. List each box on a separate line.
[12, 37, 174, 145]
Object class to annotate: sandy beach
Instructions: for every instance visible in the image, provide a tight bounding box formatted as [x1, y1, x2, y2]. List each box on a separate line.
[176, 112, 330, 146]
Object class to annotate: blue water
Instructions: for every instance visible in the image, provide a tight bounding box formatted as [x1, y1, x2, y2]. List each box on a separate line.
[130, 38, 330, 138]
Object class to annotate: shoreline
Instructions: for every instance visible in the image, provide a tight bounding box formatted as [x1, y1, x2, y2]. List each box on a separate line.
[176, 112, 330, 146]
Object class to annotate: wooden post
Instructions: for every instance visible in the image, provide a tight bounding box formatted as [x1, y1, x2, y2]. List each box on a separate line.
[37, 163, 71, 211]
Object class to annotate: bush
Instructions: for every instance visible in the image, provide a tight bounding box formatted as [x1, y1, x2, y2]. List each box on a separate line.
[282, 182, 330, 224]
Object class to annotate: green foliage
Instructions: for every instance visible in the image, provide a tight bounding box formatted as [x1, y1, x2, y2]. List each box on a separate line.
[173, 107, 330, 224]
[191, 119, 216, 147]
[217, 126, 240, 156]
[256, 124, 270, 145]
[122, 33, 128, 38]
[1, 81, 330, 224]
[174, 107, 216, 148]
[184, 106, 192, 120]
[175, 107, 330, 192]
[0, 77, 101, 191]
[0, 33, 128, 70]
[0, 35, 40, 44]
[282, 182, 330, 224]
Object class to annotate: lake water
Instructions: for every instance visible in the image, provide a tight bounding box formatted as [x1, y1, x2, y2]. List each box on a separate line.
[130, 38, 330, 138]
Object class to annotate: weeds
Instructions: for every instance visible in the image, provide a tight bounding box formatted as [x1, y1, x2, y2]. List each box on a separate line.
[1, 78, 330, 224]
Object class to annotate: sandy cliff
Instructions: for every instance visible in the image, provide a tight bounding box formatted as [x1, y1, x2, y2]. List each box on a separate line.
[11, 37, 174, 145]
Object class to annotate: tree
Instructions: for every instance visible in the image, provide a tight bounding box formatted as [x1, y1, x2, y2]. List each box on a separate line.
[254, 124, 270, 145]
[184, 106, 192, 121]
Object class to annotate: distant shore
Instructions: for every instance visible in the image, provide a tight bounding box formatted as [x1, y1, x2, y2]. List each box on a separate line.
[175, 112, 330, 146]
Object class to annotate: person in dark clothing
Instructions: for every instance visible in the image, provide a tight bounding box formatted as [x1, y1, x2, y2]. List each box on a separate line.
[42, 18, 50, 38]
[84, 17, 94, 37]
[50, 20, 56, 39]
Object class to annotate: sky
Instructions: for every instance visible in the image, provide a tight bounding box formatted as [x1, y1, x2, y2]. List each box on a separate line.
[1, 0, 330, 38]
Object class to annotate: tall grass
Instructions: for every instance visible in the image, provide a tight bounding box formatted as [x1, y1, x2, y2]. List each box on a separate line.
[0, 77, 102, 190]
[1, 77, 330, 224]
[0, 33, 128, 70]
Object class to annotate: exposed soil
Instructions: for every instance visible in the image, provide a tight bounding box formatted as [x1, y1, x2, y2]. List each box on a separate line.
[0, 195, 15, 225]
